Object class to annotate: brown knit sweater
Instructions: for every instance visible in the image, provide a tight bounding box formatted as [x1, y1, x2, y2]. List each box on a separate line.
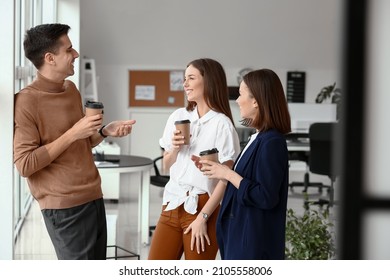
[13, 72, 102, 210]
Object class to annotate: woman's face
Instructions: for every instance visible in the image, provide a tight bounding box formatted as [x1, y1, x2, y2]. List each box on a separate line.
[183, 65, 204, 103]
[236, 81, 258, 120]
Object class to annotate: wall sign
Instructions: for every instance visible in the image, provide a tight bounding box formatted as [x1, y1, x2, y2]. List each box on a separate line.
[286, 71, 306, 103]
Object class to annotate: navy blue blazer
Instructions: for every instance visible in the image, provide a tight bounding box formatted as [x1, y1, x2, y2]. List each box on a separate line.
[216, 129, 289, 260]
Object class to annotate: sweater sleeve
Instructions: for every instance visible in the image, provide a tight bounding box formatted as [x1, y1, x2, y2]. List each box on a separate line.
[14, 93, 52, 177]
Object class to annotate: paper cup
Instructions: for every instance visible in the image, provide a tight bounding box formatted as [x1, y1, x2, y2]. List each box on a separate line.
[85, 101, 104, 117]
[199, 148, 219, 165]
[174, 119, 191, 145]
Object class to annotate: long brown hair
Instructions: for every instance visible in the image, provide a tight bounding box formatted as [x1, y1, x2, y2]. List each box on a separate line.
[185, 58, 234, 125]
[242, 69, 291, 134]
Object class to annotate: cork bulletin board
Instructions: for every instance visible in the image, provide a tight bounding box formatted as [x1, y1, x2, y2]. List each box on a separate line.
[128, 70, 185, 107]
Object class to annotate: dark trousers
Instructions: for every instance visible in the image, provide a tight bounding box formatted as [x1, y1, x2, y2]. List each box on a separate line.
[42, 198, 107, 260]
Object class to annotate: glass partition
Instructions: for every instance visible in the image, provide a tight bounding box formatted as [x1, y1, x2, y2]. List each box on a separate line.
[13, 0, 58, 238]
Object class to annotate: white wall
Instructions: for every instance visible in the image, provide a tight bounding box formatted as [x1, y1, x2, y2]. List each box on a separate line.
[58, 0, 80, 87]
[79, 0, 343, 156]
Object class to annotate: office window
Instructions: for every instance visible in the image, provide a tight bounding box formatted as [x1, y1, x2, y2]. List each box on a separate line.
[13, 0, 58, 237]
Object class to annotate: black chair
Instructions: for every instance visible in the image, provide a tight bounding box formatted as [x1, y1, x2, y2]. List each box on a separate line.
[287, 132, 324, 193]
[304, 122, 339, 208]
[149, 155, 170, 235]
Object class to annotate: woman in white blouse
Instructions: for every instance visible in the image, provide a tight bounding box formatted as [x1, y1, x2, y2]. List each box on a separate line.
[148, 58, 240, 260]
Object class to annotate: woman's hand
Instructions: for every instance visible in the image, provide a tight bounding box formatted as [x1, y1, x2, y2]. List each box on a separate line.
[184, 216, 210, 254]
[201, 160, 242, 189]
[103, 120, 136, 137]
[171, 129, 186, 151]
[200, 160, 231, 181]
[190, 155, 202, 170]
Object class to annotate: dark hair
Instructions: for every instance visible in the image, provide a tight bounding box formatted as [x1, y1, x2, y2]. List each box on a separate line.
[241, 69, 291, 134]
[185, 58, 234, 125]
[24, 23, 71, 69]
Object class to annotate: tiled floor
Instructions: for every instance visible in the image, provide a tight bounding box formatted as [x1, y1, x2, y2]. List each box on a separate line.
[14, 166, 338, 260]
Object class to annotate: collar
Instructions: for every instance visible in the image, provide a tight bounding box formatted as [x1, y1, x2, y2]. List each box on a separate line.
[32, 72, 66, 93]
[189, 107, 218, 125]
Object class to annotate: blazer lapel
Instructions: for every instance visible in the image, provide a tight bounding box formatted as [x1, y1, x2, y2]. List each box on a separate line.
[220, 134, 261, 214]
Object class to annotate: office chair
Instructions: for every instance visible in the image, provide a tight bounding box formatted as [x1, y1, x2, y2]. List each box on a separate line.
[149, 155, 170, 236]
[287, 132, 324, 193]
[304, 122, 339, 209]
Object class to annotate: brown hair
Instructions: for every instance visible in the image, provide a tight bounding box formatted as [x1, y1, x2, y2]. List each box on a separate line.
[185, 58, 234, 125]
[242, 69, 291, 134]
[24, 23, 70, 69]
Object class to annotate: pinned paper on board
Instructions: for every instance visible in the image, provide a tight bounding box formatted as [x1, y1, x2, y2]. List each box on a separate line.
[170, 71, 184, 91]
[135, 85, 155, 100]
[129, 70, 185, 107]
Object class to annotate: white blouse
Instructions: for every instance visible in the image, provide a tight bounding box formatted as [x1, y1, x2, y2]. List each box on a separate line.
[234, 131, 259, 169]
[159, 107, 241, 214]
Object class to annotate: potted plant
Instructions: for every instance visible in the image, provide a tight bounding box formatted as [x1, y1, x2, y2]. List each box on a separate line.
[285, 207, 336, 259]
[315, 82, 342, 119]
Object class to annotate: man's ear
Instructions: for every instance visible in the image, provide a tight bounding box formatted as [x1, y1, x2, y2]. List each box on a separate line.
[44, 52, 55, 65]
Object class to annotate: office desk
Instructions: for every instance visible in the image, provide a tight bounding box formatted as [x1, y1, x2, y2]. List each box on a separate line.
[287, 140, 310, 152]
[286, 131, 310, 152]
[96, 155, 153, 245]
[237, 128, 310, 152]
[286, 131, 310, 174]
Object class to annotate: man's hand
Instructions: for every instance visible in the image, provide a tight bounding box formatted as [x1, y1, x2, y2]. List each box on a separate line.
[103, 119, 136, 137]
[71, 113, 103, 140]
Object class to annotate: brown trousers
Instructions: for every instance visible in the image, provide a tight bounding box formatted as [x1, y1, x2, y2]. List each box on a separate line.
[148, 193, 220, 260]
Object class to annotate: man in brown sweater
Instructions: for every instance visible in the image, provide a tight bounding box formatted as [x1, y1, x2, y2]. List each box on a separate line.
[13, 23, 136, 259]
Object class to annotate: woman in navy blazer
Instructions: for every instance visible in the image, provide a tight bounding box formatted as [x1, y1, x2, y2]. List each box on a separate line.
[200, 69, 291, 259]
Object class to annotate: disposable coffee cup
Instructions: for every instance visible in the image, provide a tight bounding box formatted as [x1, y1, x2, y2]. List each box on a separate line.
[199, 148, 219, 164]
[174, 119, 190, 145]
[85, 101, 104, 117]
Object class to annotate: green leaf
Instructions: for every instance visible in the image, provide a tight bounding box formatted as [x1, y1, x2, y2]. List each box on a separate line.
[285, 207, 335, 259]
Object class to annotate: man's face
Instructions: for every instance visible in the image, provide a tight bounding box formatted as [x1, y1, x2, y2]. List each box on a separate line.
[51, 34, 79, 80]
